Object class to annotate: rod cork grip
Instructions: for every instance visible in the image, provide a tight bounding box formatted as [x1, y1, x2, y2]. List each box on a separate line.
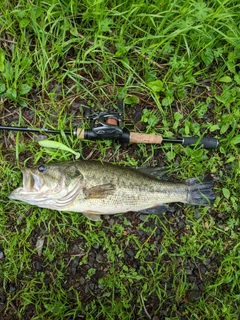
[76, 128, 85, 139]
[129, 132, 163, 144]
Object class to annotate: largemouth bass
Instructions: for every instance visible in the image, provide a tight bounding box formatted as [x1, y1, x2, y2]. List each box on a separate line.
[8, 160, 215, 221]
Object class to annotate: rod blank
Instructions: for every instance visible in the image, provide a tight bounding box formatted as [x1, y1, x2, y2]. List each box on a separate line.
[0, 126, 71, 135]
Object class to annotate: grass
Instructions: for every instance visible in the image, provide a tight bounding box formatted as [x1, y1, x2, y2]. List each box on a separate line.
[0, 0, 240, 319]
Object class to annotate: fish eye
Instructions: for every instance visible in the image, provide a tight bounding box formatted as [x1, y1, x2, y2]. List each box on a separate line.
[38, 165, 46, 173]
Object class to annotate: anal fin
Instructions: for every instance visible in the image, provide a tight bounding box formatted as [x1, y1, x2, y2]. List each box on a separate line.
[140, 204, 168, 215]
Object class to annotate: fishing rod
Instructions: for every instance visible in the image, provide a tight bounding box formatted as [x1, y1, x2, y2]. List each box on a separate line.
[0, 107, 219, 149]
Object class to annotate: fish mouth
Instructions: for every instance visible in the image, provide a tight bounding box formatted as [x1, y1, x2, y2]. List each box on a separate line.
[8, 169, 43, 200]
[22, 169, 43, 192]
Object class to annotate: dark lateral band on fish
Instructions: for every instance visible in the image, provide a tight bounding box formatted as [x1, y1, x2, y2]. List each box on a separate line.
[8, 160, 216, 222]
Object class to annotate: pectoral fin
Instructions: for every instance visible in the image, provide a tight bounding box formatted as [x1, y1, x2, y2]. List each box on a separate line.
[83, 211, 103, 221]
[84, 183, 115, 199]
[140, 204, 168, 215]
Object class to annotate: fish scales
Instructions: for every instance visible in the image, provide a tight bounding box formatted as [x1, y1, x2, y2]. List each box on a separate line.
[71, 161, 187, 211]
[8, 160, 215, 221]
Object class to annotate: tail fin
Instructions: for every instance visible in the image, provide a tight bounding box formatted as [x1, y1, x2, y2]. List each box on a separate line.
[186, 175, 216, 206]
